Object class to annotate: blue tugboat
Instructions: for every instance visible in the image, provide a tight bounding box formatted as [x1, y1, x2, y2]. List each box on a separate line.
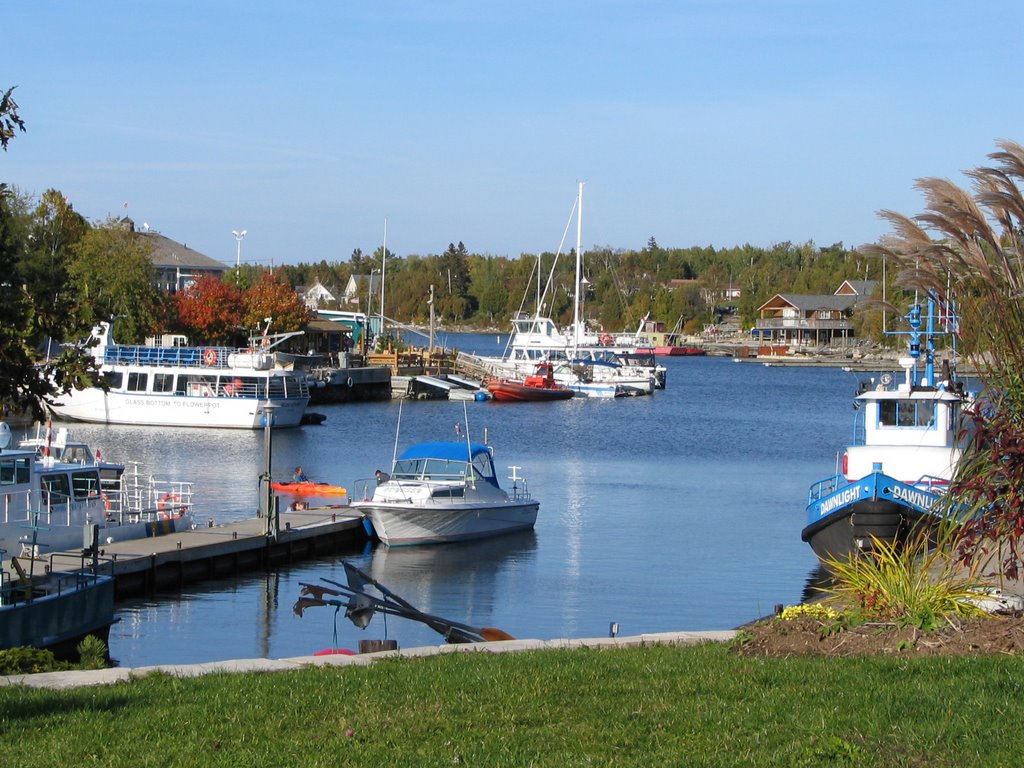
[802, 296, 974, 562]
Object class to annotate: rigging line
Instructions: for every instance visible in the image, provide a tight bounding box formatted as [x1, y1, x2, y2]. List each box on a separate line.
[540, 195, 579, 317]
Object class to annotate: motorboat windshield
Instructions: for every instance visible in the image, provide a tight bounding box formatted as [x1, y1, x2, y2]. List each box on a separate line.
[391, 442, 499, 487]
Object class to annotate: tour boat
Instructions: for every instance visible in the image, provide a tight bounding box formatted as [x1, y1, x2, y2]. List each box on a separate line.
[47, 322, 310, 429]
[486, 363, 576, 402]
[0, 422, 195, 558]
[270, 481, 348, 497]
[802, 297, 974, 562]
[351, 438, 539, 546]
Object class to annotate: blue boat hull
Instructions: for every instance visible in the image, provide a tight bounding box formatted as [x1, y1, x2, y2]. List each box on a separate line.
[802, 472, 944, 562]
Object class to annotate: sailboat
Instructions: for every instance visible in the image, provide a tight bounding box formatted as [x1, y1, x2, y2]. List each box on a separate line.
[478, 183, 658, 397]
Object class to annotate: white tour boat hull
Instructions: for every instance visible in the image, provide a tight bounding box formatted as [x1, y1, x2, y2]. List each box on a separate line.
[50, 388, 307, 429]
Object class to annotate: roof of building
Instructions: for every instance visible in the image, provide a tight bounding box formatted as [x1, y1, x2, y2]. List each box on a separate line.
[758, 294, 859, 313]
[835, 279, 878, 296]
[298, 279, 339, 298]
[121, 218, 227, 271]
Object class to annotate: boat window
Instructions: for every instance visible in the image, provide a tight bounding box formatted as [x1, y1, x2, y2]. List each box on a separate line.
[71, 470, 101, 500]
[40, 473, 71, 504]
[0, 457, 31, 486]
[153, 373, 175, 393]
[392, 457, 469, 480]
[391, 458, 423, 479]
[127, 372, 149, 392]
[183, 375, 217, 397]
[103, 371, 123, 390]
[62, 446, 91, 464]
[472, 454, 495, 480]
[879, 399, 936, 428]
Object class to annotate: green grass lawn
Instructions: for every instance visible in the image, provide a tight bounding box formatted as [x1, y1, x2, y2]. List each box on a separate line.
[3, 643, 1024, 767]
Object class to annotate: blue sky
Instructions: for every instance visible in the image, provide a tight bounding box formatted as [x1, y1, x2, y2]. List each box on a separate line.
[5, 2, 1023, 268]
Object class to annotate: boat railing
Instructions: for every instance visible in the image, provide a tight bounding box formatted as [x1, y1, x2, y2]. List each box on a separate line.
[353, 478, 375, 502]
[507, 478, 531, 502]
[46, 550, 116, 577]
[0, 561, 112, 607]
[807, 474, 846, 504]
[3, 488, 91, 532]
[106, 463, 195, 524]
[911, 475, 950, 492]
[101, 344, 235, 369]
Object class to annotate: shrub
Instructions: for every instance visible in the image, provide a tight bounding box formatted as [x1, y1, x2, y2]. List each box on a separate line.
[821, 523, 991, 630]
[76, 635, 108, 669]
[0, 647, 70, 675]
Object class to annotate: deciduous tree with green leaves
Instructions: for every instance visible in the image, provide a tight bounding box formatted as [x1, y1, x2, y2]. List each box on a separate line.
[0, 88, 100, 420]
[68, 218, 168, 343]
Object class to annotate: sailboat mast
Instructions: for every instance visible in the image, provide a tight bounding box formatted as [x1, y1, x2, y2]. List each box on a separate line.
[573, 181, 584, 348]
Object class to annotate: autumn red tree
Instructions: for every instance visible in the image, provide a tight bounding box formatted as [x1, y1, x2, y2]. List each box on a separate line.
[242, 269, 311, 334]
[174, 275, 244, 344]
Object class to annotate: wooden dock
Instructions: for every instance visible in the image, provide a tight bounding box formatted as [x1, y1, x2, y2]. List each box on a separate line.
[44, 509, 370, 599]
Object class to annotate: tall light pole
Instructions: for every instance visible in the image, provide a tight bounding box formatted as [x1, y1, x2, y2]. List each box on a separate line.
[232, 229, 247, 279]
[379, 218, 387, 333]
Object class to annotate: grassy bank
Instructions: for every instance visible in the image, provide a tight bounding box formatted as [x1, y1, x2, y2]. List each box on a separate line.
[3, 643, 1023, 767]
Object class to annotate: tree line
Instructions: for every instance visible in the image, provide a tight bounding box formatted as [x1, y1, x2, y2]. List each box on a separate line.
[279, 236, 888, 335]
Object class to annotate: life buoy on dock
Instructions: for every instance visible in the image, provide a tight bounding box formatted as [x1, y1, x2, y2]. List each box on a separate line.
[203, 348, 219, 366]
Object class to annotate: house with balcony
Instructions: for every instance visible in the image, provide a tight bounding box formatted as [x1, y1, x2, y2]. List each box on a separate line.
[752, 280, 877, 348]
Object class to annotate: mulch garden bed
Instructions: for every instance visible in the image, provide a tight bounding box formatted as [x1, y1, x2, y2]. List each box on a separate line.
[734, 615, 1024, 657]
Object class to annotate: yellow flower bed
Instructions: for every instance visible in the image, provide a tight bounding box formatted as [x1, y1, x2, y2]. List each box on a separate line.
[778, 603, 841, 622]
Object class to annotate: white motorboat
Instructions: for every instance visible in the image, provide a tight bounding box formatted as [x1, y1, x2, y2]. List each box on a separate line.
[0, 423, 195, 558]
[47, 322, 310, 429]
[351, 440, 539, 546]
[802, 297, 975, 561]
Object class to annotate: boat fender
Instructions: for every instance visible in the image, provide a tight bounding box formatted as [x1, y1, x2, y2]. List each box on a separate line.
[346, 376, 354, 388]
[203, 348, 218, 366]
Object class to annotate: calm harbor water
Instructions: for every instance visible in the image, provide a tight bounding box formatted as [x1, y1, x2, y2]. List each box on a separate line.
[51, 335, 863, 666]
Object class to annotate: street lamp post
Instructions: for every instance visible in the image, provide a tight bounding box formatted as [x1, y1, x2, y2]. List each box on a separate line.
[259, 402, 279, 538]
[232, 229, 247, 283]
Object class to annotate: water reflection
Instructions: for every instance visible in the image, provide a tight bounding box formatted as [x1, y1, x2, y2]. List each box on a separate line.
[78, 352, 870, 666]
[366, 532, 538, 635]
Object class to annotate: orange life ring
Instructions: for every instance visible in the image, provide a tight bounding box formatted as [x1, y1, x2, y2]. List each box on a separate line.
[203, 348, 218, 366]
[599, 333, 613, 346]
[157, 493, 186, 518]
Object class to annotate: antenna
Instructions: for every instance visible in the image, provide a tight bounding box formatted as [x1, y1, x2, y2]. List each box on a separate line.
[391, 400, 404, 467]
